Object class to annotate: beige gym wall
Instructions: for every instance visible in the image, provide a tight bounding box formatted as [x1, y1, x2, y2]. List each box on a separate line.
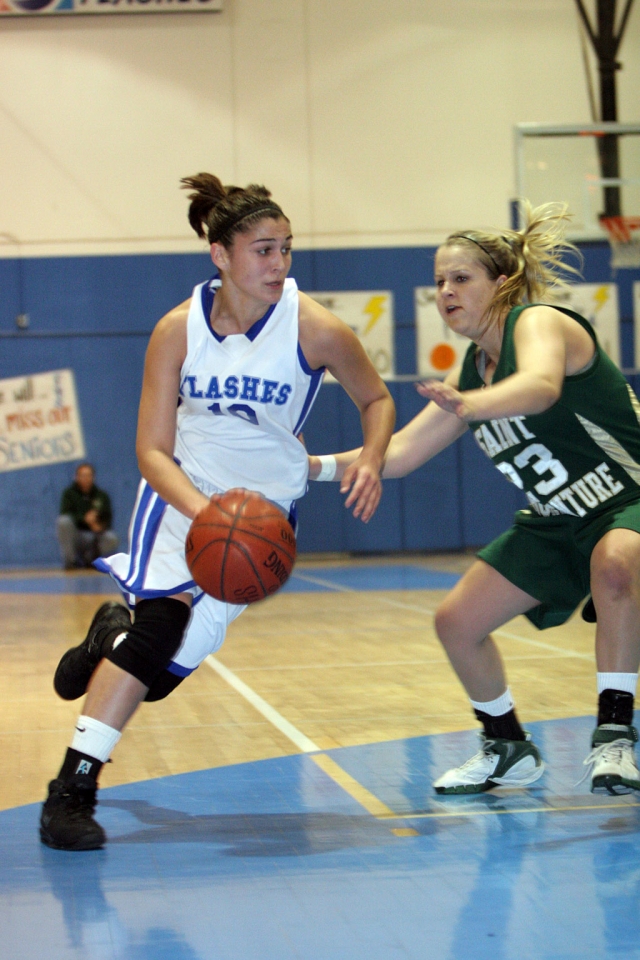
[0, 0, 638, 257]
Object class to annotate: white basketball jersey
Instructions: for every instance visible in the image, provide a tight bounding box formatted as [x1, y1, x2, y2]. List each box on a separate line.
[174, 276, 324, 502]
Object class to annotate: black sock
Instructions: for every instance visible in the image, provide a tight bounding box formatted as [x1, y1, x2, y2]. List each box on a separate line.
[597, 688, 634, 727]
[474, 708, 526, 741]
[58, 747, 104, 782]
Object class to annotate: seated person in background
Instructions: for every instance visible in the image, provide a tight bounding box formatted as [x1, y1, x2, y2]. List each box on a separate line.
[56, 463, 119, 570]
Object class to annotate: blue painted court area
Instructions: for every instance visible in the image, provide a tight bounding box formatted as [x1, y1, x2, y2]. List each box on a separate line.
[2, 717, 640, 960]
[0, 563, 460, 595]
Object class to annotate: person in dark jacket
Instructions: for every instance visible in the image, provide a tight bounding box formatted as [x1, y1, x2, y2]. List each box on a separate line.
[56, 463, 119, 570]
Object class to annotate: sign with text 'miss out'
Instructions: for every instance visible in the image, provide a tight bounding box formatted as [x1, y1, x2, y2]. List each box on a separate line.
[0, 370, 86, 473]
[0, 0, 221, 15]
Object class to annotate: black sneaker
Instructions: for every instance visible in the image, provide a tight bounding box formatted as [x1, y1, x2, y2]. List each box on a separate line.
[39, 775, 106, 850]
[581, 597, 597, 623]
[54, 601, 131, 700]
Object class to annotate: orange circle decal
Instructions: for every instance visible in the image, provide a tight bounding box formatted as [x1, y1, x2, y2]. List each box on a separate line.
[429, 343, 456, 371]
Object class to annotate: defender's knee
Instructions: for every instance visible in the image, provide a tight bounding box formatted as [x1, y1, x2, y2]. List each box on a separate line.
[434, 599, 461, 648]
[434, 598, 479, 653]
[593, 552, 637, 603]
[106, 597, 191, 688]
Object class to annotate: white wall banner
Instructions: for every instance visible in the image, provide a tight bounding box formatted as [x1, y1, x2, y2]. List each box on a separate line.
[552, 283, 620, 367]
[634, 282, 640, 370]
[0, 0, 221, 16]
[0, 370, 86, 473]
[306, 291, 395, 382]
[416, 282, 621, 377]
[415, 286, 469, 378]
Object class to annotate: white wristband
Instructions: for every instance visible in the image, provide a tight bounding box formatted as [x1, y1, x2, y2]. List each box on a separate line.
[316, 455, 337, 482]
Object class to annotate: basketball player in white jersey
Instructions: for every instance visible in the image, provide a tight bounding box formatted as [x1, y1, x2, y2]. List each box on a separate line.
[40, 173, 395, 851]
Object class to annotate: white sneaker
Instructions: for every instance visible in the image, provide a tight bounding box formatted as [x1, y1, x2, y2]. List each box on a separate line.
[584, 724, 640, 795]
[434, 733, 545, 795]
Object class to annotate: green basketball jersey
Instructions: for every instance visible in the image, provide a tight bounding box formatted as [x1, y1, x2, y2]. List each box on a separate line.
[458, 304, 640, 519]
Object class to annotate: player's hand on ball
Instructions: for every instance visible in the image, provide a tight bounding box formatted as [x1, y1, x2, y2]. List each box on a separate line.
[186, 490, 296, 604]
[208, 486, 248, 504]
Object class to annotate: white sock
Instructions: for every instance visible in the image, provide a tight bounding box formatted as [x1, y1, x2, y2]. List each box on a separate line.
[469, 689, 515, 716]
[597, 672, 638, 696]
[71, 715, 122, 763]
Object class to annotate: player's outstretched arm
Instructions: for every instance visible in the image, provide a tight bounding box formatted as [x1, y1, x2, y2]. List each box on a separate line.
[417, 306, 569, 423]
[136, 302, 210, 520]
[310, 370, 468, 486]
[298, 292, 395, 523]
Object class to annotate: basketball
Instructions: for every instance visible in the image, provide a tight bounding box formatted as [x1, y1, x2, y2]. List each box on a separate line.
[185, 488, 296, 604]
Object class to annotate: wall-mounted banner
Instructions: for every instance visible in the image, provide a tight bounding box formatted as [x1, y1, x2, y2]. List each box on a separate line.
[552, 283, 620, 367]
[416, 282, 621, 377]
[0, 0, 221, 16]
[0, 370, 85, 473]
[415, 286, 469, 378]
[306, 291, 395, 381]
[633, 282, 640, 370]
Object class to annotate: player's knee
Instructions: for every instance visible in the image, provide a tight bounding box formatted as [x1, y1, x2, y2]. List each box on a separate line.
[106, 597, 191, 688]
[434, 600, 457, 646]
[592, 532, 640, 603]
[144, 670, 186, 702]
[593, 559, 636, 602]
[434, 599, 472, 650]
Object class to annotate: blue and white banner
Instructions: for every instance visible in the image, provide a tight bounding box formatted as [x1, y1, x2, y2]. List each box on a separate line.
[0, 370, 85, 473]
[0, 0, 221, 15]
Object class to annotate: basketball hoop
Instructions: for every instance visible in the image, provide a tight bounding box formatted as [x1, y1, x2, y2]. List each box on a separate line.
[599, 215, 640, 268]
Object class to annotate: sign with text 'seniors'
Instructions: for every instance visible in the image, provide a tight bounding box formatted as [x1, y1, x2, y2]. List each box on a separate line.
[0, 0, 221, 16]
[0, 370, 86, 473]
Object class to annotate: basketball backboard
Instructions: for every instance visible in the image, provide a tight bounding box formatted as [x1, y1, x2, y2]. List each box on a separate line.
[514, 122, 640, 246]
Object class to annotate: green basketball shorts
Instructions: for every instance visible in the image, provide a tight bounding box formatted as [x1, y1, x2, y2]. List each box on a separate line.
[477, 498, 640, 630]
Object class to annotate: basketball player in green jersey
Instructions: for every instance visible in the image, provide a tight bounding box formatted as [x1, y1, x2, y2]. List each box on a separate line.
[311, 200, 640, 796]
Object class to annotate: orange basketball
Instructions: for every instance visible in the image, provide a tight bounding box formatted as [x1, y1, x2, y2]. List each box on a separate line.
[185, 489, 296, 604]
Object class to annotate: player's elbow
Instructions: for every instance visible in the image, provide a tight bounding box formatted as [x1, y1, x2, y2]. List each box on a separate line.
[533, 377, 562, 412]
[136, 443, 162, 482]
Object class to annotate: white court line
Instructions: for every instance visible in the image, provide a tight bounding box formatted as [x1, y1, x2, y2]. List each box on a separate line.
[292, 570, 595, 661]
[204, 652, 398, 819]
[204, 654, 321, 753]
[292, 571, 357, 591]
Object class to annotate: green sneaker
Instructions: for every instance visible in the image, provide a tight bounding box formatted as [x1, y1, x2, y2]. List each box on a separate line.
[434, 733, 545, 795]
[584, 724, 640, 795]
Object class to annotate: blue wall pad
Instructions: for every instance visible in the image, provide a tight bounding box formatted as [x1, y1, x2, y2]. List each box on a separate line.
[1, 243, 638, 567]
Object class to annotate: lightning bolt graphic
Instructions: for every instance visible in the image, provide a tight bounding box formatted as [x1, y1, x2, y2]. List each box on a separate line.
[362, 295, 386, 336]
[593, 285, 609, 311]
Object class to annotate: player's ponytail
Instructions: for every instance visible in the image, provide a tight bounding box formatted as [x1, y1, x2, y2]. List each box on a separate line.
[180, 174, 287, 247]
[443, 200, 582, 326]
[498, 200, 582, 309]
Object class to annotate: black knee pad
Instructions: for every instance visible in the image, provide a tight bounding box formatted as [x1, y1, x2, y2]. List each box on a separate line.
[144, 670, 186, 702]
[106, 597, 190, 688]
